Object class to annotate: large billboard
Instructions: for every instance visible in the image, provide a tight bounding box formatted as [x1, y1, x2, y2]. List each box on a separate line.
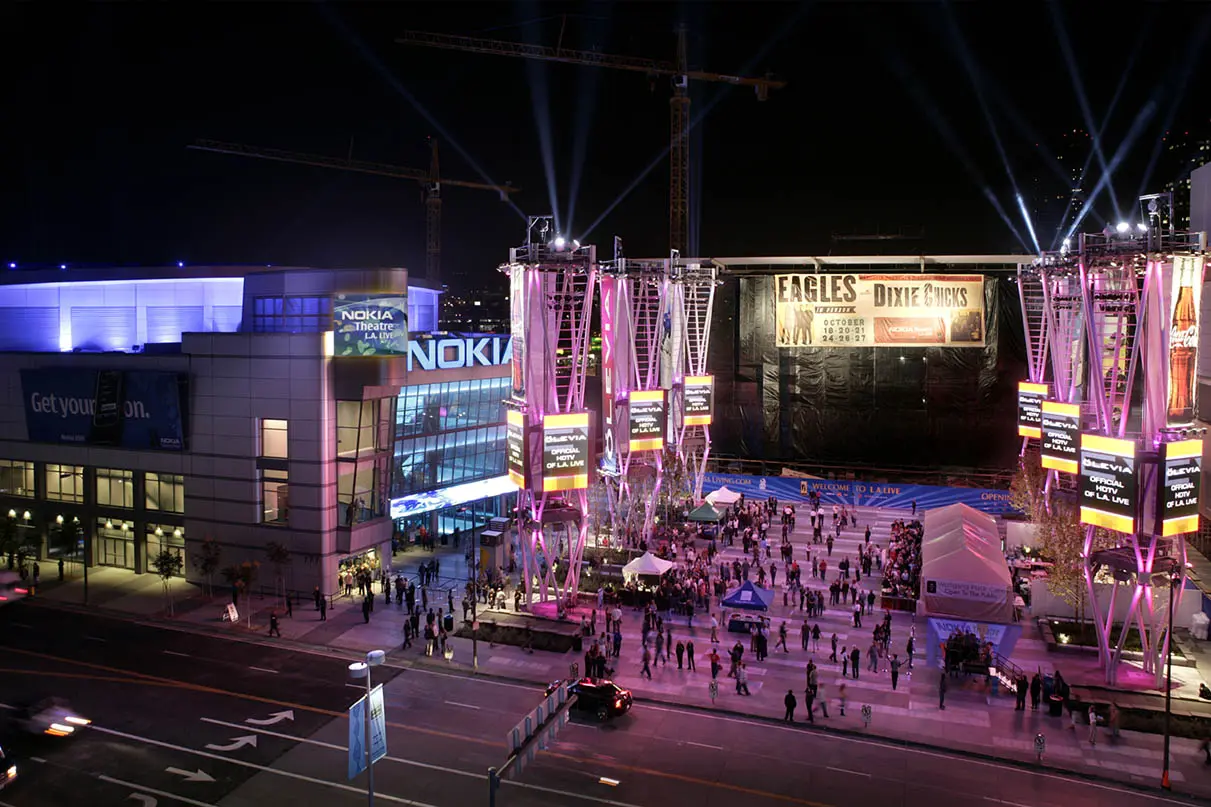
[628, 389, 667, 452]
[510, 268, 526, 399]
[773, 274, 985, 348]
[1040, 400, 1080, 473]
[1166, 255, 1203, 426]
[21, 368, 188, 451]
[1159, 438, 1202, 537]
[542, 412, 590, 492]
[506, 409, 527, 489]
[1017, 382, 1048, 439]
[332, 293, 409, 357]
[683, 375, 714, 427]
[1078, 434, 1137, 534]
[600, 277, 618, 468]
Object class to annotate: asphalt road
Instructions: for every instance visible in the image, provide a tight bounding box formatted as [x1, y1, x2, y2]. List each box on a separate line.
[0, 600, 1201, 807]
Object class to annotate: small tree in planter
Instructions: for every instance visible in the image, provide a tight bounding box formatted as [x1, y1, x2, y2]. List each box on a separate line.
[192, 536, 222, 598]
[220, 561, 260, 627]
[150, 549, 184, 616]
[265, 540, 292, 608]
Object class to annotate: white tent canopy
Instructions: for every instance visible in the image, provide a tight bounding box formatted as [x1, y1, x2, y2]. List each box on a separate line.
[706, 486, 742, 507]
[919, 503, 1014, 623]
[622, 551, 675, 578]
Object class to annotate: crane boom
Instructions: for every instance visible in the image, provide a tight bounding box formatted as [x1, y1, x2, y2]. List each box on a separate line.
[188, 139, 517, 196]
[394, 30, 786, 91]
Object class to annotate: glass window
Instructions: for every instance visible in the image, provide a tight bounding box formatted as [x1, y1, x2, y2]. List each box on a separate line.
[146, 472, 185, 513]
[0, 460, 35, 497]
[146, 523, 185, 568]
[252, 296, 331, 333]
[337, 401, 378, 458]
[96, 468, 135, 508]
[337, 460, 385, 525]
[262, 469, 289, 524]
[262, 419, 289, 459]
[46, 464, 85, 503]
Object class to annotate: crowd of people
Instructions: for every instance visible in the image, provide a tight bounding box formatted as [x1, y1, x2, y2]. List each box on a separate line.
[881, 518, 924, 602]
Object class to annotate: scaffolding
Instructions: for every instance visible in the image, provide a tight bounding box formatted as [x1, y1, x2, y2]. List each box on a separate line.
[1020, 209, 1207, 686]
[668, 256, 718, 502]
[503, 217, 597, 610]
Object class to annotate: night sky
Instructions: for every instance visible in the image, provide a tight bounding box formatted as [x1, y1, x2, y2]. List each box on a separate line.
[4, 2, 1210, 291]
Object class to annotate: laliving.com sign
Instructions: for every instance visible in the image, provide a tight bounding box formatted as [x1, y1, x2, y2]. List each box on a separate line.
[774, 274, 986, 348]
[333, 293, 409, 357]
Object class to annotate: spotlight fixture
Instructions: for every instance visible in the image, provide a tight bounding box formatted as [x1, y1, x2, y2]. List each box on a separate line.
[1115, 221, 1130, 234]
[1137, 223, 1148, 233]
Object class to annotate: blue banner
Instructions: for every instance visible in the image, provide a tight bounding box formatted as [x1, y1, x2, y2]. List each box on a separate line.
[21, 368, 188, 451]
[701, 472, 1016, 515]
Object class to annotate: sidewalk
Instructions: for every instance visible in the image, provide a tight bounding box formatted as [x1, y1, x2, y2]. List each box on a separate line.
[22, 505, 1211, 800]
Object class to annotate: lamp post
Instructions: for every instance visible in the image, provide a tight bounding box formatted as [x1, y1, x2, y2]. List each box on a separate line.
[1161, 569, 1177, 790]
[348, 649, 386, 806]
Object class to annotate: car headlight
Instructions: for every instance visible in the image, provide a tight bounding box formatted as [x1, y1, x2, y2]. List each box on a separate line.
[5, 765, 15, 778]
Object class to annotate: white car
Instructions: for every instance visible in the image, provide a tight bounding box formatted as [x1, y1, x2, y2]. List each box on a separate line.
[13, 698, 90, 737]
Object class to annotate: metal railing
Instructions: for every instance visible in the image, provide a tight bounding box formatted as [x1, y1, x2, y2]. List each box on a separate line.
[706, 455, 1014, 490]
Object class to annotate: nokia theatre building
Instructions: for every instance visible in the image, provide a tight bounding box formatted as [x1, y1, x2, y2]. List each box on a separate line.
[0, 264, 510, 596]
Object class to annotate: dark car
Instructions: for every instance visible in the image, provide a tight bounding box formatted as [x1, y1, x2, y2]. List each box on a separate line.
[0, 745, 17, 791]
[569, 678, 632, 721]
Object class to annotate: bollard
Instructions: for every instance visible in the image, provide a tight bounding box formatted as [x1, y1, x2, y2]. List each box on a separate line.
[1034, 732, 1045, 763]
[709, 680, 718, 704]
[861, 704, 872, 728]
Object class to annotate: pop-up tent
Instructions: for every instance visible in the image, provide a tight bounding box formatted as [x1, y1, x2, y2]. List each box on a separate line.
[622, 551, 675, 579]
[688, 502, 723, 522]
[706, 486, 742, 508]
[721, 580, 773, 611]
[920, 503, 1013, 622]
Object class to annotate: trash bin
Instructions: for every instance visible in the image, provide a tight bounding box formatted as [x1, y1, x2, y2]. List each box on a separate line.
[1048, 695, 1064, 717]
[443, 613, 455, 632]
[1190, 612, 1210, 641]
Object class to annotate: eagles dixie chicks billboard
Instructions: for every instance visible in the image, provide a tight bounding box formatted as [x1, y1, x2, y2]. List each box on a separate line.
[774, 274, 985, 348]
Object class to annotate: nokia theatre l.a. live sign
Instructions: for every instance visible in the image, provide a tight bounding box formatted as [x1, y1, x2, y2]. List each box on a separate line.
[333, 293, 409, 357]
[406, 334, 513, 372]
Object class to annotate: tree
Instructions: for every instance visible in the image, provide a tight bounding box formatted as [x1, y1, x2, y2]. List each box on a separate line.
[1009, 452, 1047, 522]
[150, 549, 184, 616]
[265, 541, 292, 608]
[1035, 500, 1117, 637]
[192, 537, 222, 598]
[221, 561, 260, 628]
[0, 517, 19, 570]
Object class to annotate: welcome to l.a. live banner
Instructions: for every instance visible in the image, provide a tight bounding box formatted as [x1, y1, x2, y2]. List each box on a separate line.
[774, 274, 986, 347]
[700, 473, 1017, 516]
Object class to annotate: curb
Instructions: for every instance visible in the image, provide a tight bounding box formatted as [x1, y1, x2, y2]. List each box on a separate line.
[20, 596, 1209, 802]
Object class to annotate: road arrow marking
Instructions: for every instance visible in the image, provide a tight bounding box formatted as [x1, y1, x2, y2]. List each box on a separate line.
[127, 796, 157, 806]
[204, 735, 258, 752]
[246, 710, 294, 726]
[166, 766, 215, 783]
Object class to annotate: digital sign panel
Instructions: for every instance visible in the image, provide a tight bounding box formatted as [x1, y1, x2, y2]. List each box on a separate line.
[774, 274, 985, 348]
[1017, 382, 1048, 439]
[542, 412, 590, 492]
[506, 409, 527, 489]
[333, 293, 409, 357]
[683, 375, 714, 427]
[1079, 434, 1137, 535]
[1159, 438, 1202, 537]
[628, 390, 667, 452]
[1040, 400, 1081, 473]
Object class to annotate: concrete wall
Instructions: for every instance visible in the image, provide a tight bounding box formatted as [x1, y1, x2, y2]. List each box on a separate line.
[1030, 578, 1203, 630]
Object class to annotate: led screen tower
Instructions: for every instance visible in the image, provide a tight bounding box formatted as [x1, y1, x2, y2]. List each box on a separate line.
[503, 217, 597, 609]
[1023, 209, 1207, 687]
[667, 256, 718, 501]
[600, 241, 669, 543]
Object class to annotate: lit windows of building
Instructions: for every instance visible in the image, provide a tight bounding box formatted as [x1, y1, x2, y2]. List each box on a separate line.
[46, 464, 84, 503]
[96, 468, 135, 508]
[145, 472, 185, 513]
[0, 460, 34, 497]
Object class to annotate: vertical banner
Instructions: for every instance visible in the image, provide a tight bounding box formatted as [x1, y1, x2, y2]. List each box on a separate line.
[510, 267, 527, 399]
[506, 409, 527, 489]
[1017, 382, 1048, 439]
[1159, 438, 1202, 537]
[1040, 400, 1081, 473]
[1167, 255, 1203, 426]
[542, 412, 591, 492]
[628, 390, 667, 452]
[1078, 434, 1138, 534]
[600, 276, 617, 470]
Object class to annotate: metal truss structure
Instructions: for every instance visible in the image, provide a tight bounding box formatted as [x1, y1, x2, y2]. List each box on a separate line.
[667, 256, 718, 501]
[1019, 209, 1207, 686]
[600, 241, 670, 543]
[504, 217, 597, 609]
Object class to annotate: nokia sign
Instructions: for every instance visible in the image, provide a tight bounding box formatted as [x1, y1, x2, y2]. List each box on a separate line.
[407, 334, 513, 372]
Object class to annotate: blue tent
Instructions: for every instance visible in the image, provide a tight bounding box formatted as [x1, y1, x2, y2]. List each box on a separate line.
[721, 580, 773, 612]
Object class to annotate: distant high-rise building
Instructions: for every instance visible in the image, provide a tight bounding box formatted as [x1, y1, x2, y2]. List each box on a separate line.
[1055, 128, 1090, 240]
[1161, 124, 1211, 230]
[441, 289, 509, 333]
[1031, 128, 1090, 247]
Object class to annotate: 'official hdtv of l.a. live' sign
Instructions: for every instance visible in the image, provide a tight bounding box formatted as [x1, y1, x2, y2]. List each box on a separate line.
[21, 368, 188, 451]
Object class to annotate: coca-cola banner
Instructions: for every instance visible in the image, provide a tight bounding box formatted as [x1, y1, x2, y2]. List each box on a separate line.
[773, 274, 986, 348]
[1167, 255, 1204, 426]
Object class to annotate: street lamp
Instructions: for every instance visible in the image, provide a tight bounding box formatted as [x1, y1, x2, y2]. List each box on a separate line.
[348, 649, 386, 806]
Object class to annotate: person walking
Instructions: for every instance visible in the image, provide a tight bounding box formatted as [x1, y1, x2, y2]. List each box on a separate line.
[812, 623, 822, 651]
[313, 586, 322, 611]
[817, 681, 829, 718]
[1087, 704, 1099, 745]
[777, 621, 789, 653]
[656, 630, 666, 666]
[319, 596, 328, 621]
[675, 640, 686, 670]
[841, 646, 849, 678]
[711, 613, 719, 644]
[1030, 672, 1042, 711]
[285, 595, 293, 619]
[784, 689, 797, 722]
[906, 634, 915, 670]
[830, 633, 838, 662]
[850, 646, 861, 680]
[687, 639, 696, 672]
[1108, 702, 1120, 741]
[804, 684, 815, 723]
[640, 646, 653, 679]
[938, 672, 948, 710]
[268, 611, 281, 638]
[838, 682, 848, 716]
[736, 662, 751, 695]
[709, 648, 721, 679]
[890, 655, 901, 691]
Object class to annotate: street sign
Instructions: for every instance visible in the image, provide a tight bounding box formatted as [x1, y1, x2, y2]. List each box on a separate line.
[223, 604, 238, 622]
[368, 684, 387, 763]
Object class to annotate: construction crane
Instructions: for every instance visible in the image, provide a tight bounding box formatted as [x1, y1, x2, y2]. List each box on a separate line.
[396, 27, 785, 255]
[188, 138, 517, 287]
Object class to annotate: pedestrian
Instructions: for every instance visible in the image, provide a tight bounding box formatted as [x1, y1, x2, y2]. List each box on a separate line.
[911, 500, 917, 516]
[838, 682, 848, 716]
[1087, 704, 1099, 745]
[1030, 672, 1042, 711]
[817, 681, 829, 718]
[641, 646, 652, 679]
[890, 655, 901, 691]
[676, 640, 686, 670]
[938, 672, 947, 710]
[784, 689, 797, 722]
[1199, 735, 1211, 765]
[777, 621, 789, 653]
[841, 646, 849, 677]
[736, 662, 751, 695]
[656, 630, 666, 666]
[812, 623, 821, 651]
[709, 648, 721, 679]
[285, 595, 293, 619]
[906, 634, 915, 670]
[1108, 702, 1120, 741]
[830, 633, 838, 662]
[850, 646, 861, 680]
[711, 613, 719, 644]
[804, 685, 815, 723]
[319, 596, 327, 621]
[268, 611, 281, 638]
[687, 639, 696, 671]
[362, 596, 371, 624]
